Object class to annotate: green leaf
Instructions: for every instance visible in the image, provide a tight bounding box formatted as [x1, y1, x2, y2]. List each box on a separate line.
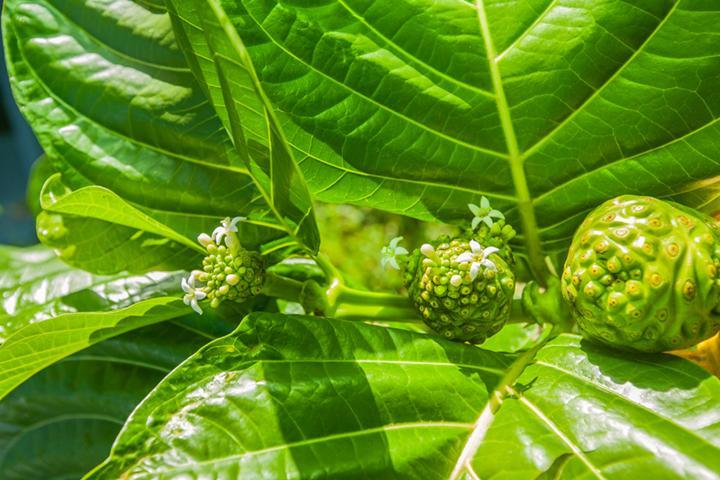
[2, 0, 288, 265]
[0, 296, 188, 402]
[174, 0, 720, 275]
[0, 321, 217, 479]
[91, 315, 720, 479]
[36, 174, 203, 274]
[166, 0, 320, 253]
[0, 244, 183, 342]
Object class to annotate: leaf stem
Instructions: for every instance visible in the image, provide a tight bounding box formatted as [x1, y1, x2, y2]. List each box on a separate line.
[474, 0, 548, 285]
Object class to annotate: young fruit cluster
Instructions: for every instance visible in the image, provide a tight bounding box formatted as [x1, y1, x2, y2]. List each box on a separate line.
[181, 217, 265, 314]
[196, 239, 264, 307]
[405, 237, 515, 344]
[562, 196, 720, 352]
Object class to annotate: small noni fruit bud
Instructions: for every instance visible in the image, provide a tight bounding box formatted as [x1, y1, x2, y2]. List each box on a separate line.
[198, 238, 265, 308]
[405, 237, 515, 344]
[181, 217, 265, 314]
[562, 195, 720, 352]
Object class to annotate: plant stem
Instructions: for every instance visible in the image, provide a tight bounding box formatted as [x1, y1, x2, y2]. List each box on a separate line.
[261, 272, 305, 302]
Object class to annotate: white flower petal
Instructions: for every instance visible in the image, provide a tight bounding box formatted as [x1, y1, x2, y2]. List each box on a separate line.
[456, 252, 473, 264]
[228, 216, 245, 231]
[190, 299, 203, 315]
[481, 258, 497, 271]
[181, 277, 191, 294]
[469, 240, 482, 254]
[482, 246, 500, 260]
[470, 262, 480, 280]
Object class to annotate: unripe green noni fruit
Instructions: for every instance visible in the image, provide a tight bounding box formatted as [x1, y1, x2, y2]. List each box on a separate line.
[196, 237, 265, 308]
[562, 195, 720, 352]
[405, 237, 515, 344]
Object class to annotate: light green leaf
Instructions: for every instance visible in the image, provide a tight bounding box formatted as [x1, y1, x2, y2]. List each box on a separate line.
[36, 173, 206, 274]
[2, 0, 288, 268]
[90, 314, 720, 479]
[166, 0, 321, 252]
[0, 244, 183, 342]
[0, 296, 188, 402]
[174, 0, 720, 276]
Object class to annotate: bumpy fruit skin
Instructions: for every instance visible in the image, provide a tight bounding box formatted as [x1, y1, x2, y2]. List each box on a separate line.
[405, 238, 515, 344]
[198, 239, 265, 307]
[562, 195, 720, 352]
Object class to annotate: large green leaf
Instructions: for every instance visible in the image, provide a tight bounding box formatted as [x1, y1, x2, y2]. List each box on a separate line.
[0, 296, 188, 402]
[0, 244, 183, 342]
[0, 320, 219, 479]
[166, 0, 320, 252]
[170, 0, 720, 274]
[2, 0, 288, 271]
[91, 314, 720, 478]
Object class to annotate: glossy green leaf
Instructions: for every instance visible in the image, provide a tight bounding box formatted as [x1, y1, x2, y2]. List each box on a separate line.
[173, 0, 720, 271]
[36, 174, 203, 274]
[0, 296, 188, 402]
[91, 314, 720, 479]
[2, 0, 288, 268]
[0, 321, 217, 479]
[166, 0, 321, 253]
[0, 244, 183, 342]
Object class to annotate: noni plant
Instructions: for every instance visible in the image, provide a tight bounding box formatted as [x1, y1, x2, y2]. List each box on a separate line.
[2, 1, 720, 479]
[562, 196, 720, 352]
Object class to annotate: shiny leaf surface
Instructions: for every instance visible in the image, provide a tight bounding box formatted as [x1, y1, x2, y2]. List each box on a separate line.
[0, 244, 183, 342]
[172, 0, 720, 270]
[2, 0, 288, 271]
[92, 314, 720, 479]
[167, 0, 321, 252]
[0, 321, 219, 479]
[0, 296, 189, 401]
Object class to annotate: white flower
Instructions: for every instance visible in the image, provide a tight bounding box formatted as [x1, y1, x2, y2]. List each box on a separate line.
[181, 274, 206, 315]
[212, 216, 245, 245]
[469, 197, 504, 230]
[380, 236, 409, 270]
[455, 240, 500, 280]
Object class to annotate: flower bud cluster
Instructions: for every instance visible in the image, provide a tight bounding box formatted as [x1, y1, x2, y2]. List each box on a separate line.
[181, 217, 264, 314]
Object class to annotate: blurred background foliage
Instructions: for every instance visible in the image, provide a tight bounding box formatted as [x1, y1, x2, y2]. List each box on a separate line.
[0, 16, 41, 246]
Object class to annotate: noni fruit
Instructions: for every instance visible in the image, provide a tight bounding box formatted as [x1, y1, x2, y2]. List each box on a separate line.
[562, 196, 720, 352]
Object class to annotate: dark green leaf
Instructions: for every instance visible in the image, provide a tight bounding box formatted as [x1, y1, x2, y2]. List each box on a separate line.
[2, 0, 288, 271]
[91, 315, 720, 479]
[0, 321, 217, 480]
[173, 0, 720, 273]
[166, 0, 320, 252]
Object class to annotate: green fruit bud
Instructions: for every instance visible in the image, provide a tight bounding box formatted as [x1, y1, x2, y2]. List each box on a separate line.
[405, 237, 515, 344]
[562, 195, 720, 352]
